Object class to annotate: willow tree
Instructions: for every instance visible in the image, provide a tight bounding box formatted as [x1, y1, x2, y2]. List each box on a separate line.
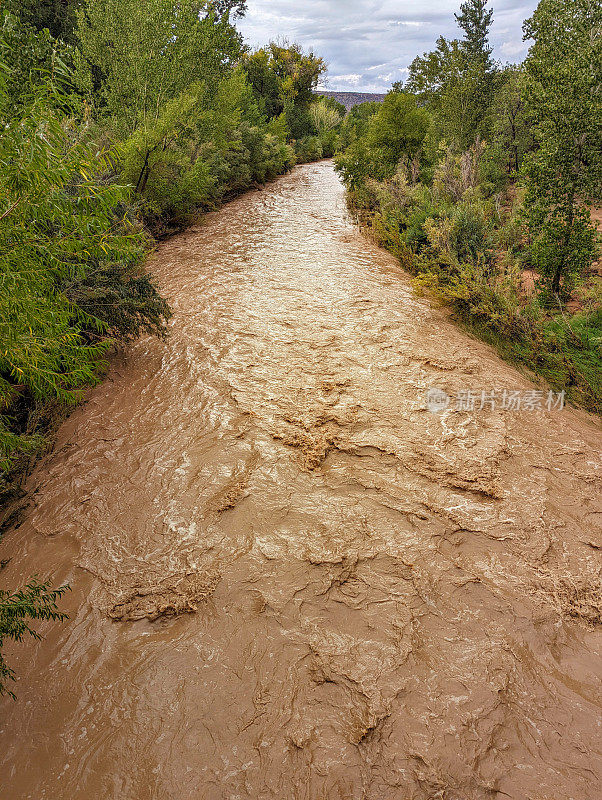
[523, 0, 602, 294]
[0, 45, 168, 474]
[405, 0, 497, 149]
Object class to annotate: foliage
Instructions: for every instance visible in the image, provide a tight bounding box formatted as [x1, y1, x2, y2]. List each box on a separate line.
[336, 92, 430, 186]
[77, 7, 295, 226]
[210, 0, 247, 19]
[522, 0, 602, 294]
[406, 37, 464, 109]
[489, 65, 531, 179]
[242, 41, 328, 151]
[406, 0, 496, 149]
[0, 576, 69, 699]
[0, 13, 76, 111]
[0, 36, 169, 474]
[76, 0, 243, 136]
[3, 0, 82, 44]
[308, 98, 342, 157]
[337, 102, 380, 150]
[455, 0, 494, 68]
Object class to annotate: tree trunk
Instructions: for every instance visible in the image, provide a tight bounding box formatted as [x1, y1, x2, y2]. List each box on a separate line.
[135, 151, 150, 194]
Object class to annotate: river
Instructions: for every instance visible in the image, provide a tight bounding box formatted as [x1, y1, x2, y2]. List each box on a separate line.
[1, 161, 601, 799]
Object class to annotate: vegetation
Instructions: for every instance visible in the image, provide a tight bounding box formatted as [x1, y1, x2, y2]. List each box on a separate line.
[0, 575, 69, 699]
[336, 0, 602, 413]
[522, 0, 602, 295]
[242, 42, 343, 159]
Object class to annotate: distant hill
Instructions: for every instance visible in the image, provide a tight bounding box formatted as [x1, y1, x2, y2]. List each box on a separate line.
[317, 90, 387, 112]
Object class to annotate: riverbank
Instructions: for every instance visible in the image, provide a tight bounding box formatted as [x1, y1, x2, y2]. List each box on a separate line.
[340, 177, 602, 417]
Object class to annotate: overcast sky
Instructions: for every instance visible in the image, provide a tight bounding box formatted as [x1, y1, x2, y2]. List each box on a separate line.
[237, 1, 538, 93]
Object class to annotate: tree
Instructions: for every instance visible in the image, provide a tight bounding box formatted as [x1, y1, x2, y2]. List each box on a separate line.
[406, 1, 497, 148]
[455, 0, 494, 69]
[406, 36, 464, 109]
[368, 93, 430, 178]
[337, 93, 430, 185]
[0, 11, 75, 111]
[337, 102, 379, 150]
[210, 0, 247, 19]
[3, 0, 82, 43]
[241, 48, 284, 119]
[0, 577, 69, 699]
[267, 42, 326, 107]
[0, 48, 168, 471]
[76, 0, 243, 136]
[522, 0, 602, 294]
[454, 0, 496, 146]
[491, 66, 531, 177]
[309, 98, 343, 157]
[241, 42, 326, 140]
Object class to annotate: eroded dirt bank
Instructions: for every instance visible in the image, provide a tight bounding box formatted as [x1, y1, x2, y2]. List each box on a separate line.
[1, 161, 601, 800]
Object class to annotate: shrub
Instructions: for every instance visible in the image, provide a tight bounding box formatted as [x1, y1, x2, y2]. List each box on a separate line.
[296, 135, 323, 162]
[0, 58, 168, 473]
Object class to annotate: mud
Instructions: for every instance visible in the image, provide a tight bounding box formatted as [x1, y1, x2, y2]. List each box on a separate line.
[0, 161, 601, 799]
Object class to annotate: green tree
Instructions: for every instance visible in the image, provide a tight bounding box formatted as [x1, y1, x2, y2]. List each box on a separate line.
[406, 36, 464, 109]
[367, 92, 430, 179]
[4, 0, 82, 43]
[452, 0, 496, 146]
[0, 577, 69, 699]
[491, 65, 531, 177]
[336, 93, 430, 185]
[76, 0, 243, 137]
[455, 0, 494, 69]
[242, 42, 326, 140]
[210, 0, 247, 19]
[241, 48, 284, 119]
[0, 12, 75, 111]
[523, 0, 602, 294]
[0, 50, 168, 471]
[406, 1, 497, 149]
[337, 102, 379, 150]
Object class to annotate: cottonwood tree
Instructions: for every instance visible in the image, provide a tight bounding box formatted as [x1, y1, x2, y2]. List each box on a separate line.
[76, 0, 243, 136]
[336, 92, 430, 185]
[405, 0, 497, 149]
[523, 0, 602, 294]
[242, 42, 326, 139]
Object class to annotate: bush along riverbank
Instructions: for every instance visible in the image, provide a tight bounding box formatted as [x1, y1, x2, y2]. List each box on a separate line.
[0, 1, 344, 508]
[335, 0, 602, 414]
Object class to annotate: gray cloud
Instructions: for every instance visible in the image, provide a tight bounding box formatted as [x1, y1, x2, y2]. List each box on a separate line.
[237, 1, 538, 92]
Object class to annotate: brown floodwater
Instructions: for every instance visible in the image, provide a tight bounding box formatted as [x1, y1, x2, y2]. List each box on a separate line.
[1, 161, 601, 800]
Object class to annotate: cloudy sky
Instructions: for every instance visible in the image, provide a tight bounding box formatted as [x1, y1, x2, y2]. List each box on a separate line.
[237, 1, 538, 93]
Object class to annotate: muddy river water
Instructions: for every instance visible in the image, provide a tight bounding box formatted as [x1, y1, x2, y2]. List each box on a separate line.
[1, 161, 601, 799]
